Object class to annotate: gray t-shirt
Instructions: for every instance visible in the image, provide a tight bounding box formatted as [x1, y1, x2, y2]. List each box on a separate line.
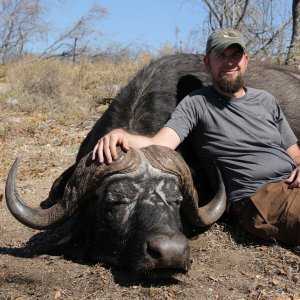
[165, 86, 298, 203]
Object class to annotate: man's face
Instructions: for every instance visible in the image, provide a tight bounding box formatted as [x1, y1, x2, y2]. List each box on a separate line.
[204, 45, 249, 94]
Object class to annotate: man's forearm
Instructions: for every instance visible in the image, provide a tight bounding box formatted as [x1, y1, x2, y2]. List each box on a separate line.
[125, 131, 155, 150]
[293, 155, 300, 166]
[125, 126, 181, 151]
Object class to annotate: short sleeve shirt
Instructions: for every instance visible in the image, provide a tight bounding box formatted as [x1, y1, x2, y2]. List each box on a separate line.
[164, 86, 298, 203]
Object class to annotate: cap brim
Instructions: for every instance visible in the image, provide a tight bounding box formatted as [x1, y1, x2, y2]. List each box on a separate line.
[213, 41, 246, 53]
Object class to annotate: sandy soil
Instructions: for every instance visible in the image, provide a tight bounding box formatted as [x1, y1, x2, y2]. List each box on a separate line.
[0, 109, 300, 300]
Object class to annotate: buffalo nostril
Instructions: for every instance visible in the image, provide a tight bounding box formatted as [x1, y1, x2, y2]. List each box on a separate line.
[146, 235, 189, 264]
[147, 240, 163, 260]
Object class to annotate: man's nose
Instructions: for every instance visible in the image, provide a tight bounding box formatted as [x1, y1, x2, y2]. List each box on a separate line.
[223, 57, 235, 65]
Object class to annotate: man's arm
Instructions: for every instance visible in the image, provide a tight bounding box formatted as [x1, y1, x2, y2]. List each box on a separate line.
[285, 143, 300, 188]
[92, 127, 181, 164]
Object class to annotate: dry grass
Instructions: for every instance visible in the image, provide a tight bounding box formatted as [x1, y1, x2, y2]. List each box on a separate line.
[1, 53, 300, 299]
[0, 53, 152, 139]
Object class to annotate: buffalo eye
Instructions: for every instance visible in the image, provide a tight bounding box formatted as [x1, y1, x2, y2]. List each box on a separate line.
[168, 196, 183, 208]
[104, 200, 127, 214]
[103, 195, 127, 215]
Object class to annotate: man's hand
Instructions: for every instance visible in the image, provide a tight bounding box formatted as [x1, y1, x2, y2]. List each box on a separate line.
[285, 166, 300, 188]
[92, 129, 129, 164]
[92, 127, 181, 164]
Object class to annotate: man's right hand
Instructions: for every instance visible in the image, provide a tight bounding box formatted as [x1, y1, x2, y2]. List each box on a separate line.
[92, 126, 181, 164]
[92, 129, 130, 164]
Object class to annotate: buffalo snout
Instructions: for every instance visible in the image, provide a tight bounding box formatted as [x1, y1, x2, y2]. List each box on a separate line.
[144, 234, 190, 276]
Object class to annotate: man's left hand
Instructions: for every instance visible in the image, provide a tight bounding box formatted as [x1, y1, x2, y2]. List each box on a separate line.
[285, 166, 300, 188]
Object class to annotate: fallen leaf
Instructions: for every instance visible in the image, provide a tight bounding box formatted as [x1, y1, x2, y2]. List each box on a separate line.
[256, 284, 267, 290]
[292, 275, 299, 283]
[54, 289, 61, 299]
[277, 268, 287, 276]
[270, 278, 280, 286]
[209, 275, 219, 282]
[259, 246, 268, 251]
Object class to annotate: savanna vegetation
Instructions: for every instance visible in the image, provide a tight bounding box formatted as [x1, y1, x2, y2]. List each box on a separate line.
[0, 53, 153, 138]
[0, 1, 300, 299]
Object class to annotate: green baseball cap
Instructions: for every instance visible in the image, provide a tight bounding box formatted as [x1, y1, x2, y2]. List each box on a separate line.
[206, 28, 246, 54]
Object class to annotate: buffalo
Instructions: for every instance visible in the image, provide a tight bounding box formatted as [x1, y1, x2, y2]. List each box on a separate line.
[5, 53, 300, 278]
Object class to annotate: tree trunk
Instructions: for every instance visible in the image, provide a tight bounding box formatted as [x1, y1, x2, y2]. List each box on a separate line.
[286, 0, 300, 65]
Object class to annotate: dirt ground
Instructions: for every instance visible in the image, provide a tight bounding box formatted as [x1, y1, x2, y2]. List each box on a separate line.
[0, 109, 300, 300]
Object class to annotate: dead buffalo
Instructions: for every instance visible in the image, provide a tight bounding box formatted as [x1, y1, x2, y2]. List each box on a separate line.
[5, 53, 226, 278]
[5, 53, 300, 278]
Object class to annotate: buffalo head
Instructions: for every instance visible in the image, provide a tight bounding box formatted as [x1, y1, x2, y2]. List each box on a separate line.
[6, 145, 226, 278]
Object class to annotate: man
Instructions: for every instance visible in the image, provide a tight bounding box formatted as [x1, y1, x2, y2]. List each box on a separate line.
[93, 28, 300, 245]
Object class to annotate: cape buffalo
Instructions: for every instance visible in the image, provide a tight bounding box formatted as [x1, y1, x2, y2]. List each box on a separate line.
[5, 53, 300, 278]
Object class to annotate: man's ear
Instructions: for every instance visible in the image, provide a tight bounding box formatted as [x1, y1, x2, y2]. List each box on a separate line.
[244, 52, 249, 69]
[204, 55, 210, 70]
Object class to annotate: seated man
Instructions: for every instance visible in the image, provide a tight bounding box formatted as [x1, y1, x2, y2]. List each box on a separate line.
[93, 28, 300, 246]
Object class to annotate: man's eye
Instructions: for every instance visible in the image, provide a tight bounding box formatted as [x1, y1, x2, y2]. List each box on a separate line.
[232, 53, 243, 59]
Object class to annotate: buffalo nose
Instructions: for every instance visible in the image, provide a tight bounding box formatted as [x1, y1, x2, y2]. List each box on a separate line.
[146, 235, 190, 267]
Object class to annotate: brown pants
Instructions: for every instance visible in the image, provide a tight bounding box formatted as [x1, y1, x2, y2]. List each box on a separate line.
[231, 180, 300, 246]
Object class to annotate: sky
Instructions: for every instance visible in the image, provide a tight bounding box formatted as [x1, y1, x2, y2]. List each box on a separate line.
[43, 0, 206, 54]
[29, 0, 294, 56]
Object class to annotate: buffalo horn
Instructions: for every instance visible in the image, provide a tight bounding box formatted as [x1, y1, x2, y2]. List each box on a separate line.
[142, 145, 226, 227]
[5, 149, 141, 230]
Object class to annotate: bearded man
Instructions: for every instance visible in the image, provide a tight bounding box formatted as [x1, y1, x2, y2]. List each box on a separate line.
[93, 29, 300, 245]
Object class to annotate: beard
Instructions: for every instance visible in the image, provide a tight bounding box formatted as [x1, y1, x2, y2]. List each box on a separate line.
[215, 73, 244, 94]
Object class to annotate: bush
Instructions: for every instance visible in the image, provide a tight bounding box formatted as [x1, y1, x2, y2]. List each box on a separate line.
[1, 53, 152, 125]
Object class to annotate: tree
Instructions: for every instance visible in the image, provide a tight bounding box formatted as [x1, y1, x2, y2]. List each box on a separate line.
[187, 0, 292, 63]
[40, 4, 108, 61]
[0, 0, 47, 63]
[202, 0, 249, 30]
[0, 1, 108, 63]
[286, 0, 300, 65]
